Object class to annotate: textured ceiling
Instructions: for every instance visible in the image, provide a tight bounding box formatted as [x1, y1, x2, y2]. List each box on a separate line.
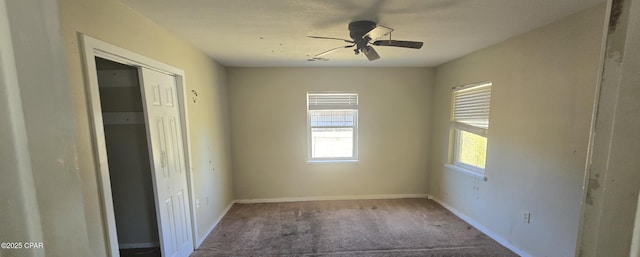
[119, 0, 604, 67]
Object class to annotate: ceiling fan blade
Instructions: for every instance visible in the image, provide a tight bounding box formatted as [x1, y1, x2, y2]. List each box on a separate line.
[372, 40, 424, 49]
[362, 46, 380, 61]
[307, 36, 355, 44]
[363, 25, 394, 41]
[314, 44, 355, 57]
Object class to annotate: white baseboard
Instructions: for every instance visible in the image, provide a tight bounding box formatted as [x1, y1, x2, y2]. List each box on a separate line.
[119, 242, 159, 249]
[234, 194, 429, 204]
[196, 201, 235, 248]
[428, 196, 532, 257]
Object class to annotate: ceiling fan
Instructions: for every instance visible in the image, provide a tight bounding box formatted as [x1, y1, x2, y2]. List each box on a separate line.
[308, 20, 424, 61]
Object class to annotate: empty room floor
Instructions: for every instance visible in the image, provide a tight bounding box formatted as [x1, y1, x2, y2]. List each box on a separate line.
[191, 198, 518, 256]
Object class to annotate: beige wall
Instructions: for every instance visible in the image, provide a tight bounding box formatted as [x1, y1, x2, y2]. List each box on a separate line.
[57, 0, 233, 255]
[429, 5, 606, 257]
[228, 68, 433, 200]
[2, 0, 90, 256]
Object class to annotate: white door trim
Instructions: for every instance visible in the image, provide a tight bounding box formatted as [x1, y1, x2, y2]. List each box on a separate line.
[80, 34, 197, 257]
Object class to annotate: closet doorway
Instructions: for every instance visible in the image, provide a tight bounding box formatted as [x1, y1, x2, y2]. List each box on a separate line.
[83, 35, 195, 257]
[96, 57, 160, 256]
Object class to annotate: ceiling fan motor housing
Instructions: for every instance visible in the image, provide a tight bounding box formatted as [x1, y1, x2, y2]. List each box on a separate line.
[348, 20, 377, 41]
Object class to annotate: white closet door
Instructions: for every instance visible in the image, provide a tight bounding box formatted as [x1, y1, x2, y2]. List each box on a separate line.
[139, 67, 192, 257]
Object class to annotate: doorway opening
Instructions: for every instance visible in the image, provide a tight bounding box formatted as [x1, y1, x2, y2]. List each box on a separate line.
[96, 57, 161, 257]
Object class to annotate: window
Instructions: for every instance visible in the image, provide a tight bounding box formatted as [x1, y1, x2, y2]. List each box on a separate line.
[449, 82, 491, 176]
[307, 92, 358, 161]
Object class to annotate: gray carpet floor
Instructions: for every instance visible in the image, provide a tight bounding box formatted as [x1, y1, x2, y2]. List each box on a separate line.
[191, 198, 519, 257]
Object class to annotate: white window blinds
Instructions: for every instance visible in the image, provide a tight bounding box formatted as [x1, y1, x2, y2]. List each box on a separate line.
[452, 83, 491, 134]
[308, 93, 358, 110]
[310, 111, 355, 127]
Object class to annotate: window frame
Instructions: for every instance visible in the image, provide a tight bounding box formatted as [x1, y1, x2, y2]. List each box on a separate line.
[307, 92, 359, 162]
[451, 129, 486, 175]
[447, 82, 492, 177]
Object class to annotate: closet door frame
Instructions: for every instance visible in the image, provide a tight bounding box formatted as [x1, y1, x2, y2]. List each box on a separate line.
[80, 34, 197, 257]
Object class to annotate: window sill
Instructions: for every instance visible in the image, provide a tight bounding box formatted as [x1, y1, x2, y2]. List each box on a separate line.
[445, 164, 487, 181]
[307, 159, 359, 164]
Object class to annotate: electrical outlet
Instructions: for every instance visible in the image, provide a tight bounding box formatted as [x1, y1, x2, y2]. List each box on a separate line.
[196, 198, 200, 209]
[523, 212, 531, 224]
